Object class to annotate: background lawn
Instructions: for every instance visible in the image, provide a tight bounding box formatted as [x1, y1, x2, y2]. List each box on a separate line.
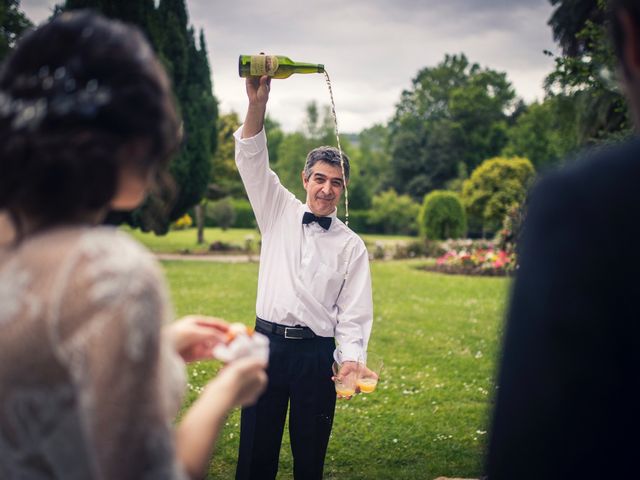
[126, 227, 258, 254]
[162, 258, 509, 479]
[127, 227, 416, 254]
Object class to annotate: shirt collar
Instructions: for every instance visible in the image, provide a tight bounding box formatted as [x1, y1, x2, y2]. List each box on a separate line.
[303, 204, 338, 219]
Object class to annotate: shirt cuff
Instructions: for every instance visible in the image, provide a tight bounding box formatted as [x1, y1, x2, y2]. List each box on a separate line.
[335, 343, 363, 364]
[234, 125, 267, 156]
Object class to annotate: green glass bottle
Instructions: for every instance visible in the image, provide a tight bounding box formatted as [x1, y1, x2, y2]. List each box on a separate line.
[238, 55, 325, 79]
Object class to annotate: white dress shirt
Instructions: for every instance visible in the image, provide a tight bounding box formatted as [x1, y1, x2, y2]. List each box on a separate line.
[234, 126, 373, 363]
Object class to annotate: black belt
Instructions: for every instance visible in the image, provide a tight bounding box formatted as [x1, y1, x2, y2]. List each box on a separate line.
[255, 317, 316, 340]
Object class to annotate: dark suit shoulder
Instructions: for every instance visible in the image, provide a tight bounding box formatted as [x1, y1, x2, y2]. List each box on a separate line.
[526, 137, 640, 236]
[537, 137, 640, 199]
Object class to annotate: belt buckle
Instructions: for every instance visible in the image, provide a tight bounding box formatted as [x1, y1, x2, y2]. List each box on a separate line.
[284, 327, 303, 340]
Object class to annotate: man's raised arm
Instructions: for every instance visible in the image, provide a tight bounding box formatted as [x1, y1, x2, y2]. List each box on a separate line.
[241, 74, 271, 139]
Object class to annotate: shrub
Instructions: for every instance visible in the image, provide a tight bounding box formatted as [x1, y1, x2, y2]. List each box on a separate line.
[372, 241, 386, 260]
[461, 156, 535, 235]
[418, 190, 467, 240]
[172, 213, 193, 230]
[206, 198, 236, 230]
[367, 189, 420, 235]
[346, 210, 380, 233]
[232, 198, 257, 228]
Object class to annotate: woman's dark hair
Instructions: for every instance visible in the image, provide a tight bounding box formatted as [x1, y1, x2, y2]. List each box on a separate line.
[0, 10, 181, 231]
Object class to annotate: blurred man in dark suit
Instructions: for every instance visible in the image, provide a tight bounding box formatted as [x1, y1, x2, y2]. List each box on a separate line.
[486, 1, 640, 478]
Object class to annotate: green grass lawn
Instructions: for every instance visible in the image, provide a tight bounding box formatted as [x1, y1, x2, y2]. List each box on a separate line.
[125, 227, 259, 254]
[126, 227, 416, 254]
[163, 258, 509, 479]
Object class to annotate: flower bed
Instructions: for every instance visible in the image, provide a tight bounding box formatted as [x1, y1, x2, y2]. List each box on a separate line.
[426, 246, 515, 277]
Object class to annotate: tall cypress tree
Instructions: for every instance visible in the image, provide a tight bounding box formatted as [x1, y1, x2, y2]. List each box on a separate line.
[61, 0, 218, 233]
[156, 1, 215, 222]
[63, 0, 158, 47]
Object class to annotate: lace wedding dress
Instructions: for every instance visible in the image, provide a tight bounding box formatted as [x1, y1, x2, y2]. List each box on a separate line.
[0, 226, 188, 479]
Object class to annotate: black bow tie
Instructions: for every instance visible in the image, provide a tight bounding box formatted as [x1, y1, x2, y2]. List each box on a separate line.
[302, 211, 332, 230]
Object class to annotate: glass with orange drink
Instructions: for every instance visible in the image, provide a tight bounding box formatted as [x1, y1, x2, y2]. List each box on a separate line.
[332, 361, 357, 398]
[356, 352, 383, 394]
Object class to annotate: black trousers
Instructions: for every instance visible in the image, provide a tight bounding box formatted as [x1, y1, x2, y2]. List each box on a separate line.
[235, 330, 337, 480]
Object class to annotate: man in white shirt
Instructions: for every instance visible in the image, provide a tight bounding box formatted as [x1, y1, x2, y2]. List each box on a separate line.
[234, 73, 373, 480]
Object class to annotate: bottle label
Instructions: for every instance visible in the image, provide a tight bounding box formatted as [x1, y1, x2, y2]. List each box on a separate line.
[250, 55, 279, 76]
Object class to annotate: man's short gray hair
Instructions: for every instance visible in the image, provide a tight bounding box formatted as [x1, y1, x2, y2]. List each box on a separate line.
[304, 146, 350, 181]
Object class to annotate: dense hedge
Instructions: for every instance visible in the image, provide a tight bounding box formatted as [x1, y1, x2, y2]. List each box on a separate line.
[418, 190, 467, 240]
[194, 198, 257, 229]
[232, 198, 257, 228]
[345, 210, 382, 234]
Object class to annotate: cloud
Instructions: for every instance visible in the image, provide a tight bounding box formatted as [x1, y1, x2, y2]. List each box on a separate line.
[19, 0, 558, 132]
[189, 0, 557, 131]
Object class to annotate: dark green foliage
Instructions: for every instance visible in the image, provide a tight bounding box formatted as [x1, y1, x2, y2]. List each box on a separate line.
[548, 0, 602, 57]
[346, 210, 380, 234]
[168, 25, 217, 220]
[63, 0, 158, 43]
[61, 0, 218, 234]
[197, 198, 255, 229]
[419, 190, 467, 241]
[389, 54, 515, 200]
[231, 198, 256, 229]
[0, 0, 32, 62]
[356, 123, 392, 206]
[210, 112, 243, 199]
[265, 115, 283, 166]
[545, 0, 631, 147]
[367, 189, 420, 235]
[502, 98, 578, 171]
[273, 131, 311, 201]
[206, 197, 235, 230]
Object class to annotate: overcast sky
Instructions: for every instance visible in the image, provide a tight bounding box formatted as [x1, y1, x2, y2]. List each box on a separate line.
[21, 0, 558, 133]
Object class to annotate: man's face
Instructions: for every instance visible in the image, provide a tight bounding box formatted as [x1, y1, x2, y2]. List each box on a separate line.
[302, 160, 346, 217]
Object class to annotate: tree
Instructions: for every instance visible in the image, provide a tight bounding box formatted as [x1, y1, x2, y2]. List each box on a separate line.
[545, 0, 631, 146]
[418, 190, 467, 240]
[265, 115, 284, 166]
[169, 26, 217, 218]
[62, 0, 218, 233]
[389, 54, 516, 200]
[0, 0, 32, 62]
[502, 98, 578, 171]
[64, 0, 158, 40]
[368, 189, 420, 235]
[273, 131, 312, 201]
[461, 157, 535, 235]
[303, 101, 335, 145]
[548, 0, 602, 57]
[357, 124, 392, 195]
[210, 112, 243, 198]
[207, 197, 236, 230]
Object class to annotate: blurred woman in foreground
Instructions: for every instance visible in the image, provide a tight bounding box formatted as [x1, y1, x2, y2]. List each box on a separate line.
[0, 10, 266, 479]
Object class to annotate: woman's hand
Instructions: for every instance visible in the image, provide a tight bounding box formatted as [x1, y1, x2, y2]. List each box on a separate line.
[210, 357, 268, 408]
[164, 316, 229, 363]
